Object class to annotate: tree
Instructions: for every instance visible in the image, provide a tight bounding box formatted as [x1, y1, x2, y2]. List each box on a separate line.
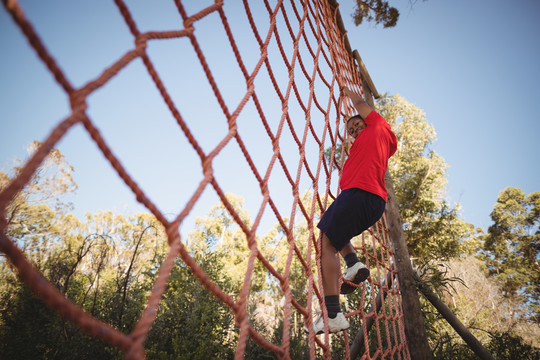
[351, 0, 400, 28]
[378, 94, 478, 261]
[479, 187, 540, 320]
[350, 1, 430, 28]
[0, 142, 79, 346]
[0, 144, 173, 358]
[1, 141, 77, 271]
[417, 257, 540, 358]
[183, 191, 324, 357]
[0, 144, 117, 359]
[0, 209, 170, 359]
[187, 193, 270, 294]
[145, 253, 236, 359]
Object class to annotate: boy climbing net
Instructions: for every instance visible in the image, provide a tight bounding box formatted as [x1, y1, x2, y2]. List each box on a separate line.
[306, 86, 397, 334]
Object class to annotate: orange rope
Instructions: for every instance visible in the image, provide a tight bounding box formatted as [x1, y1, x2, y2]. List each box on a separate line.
[0, 0, 410, 358]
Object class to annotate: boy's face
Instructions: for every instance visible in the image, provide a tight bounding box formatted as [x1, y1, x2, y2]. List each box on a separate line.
[346, 116, 366, 139]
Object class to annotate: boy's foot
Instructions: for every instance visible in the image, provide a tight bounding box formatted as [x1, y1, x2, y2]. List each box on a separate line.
[340, 262, 370, 294]
[304, 312, 350, 335]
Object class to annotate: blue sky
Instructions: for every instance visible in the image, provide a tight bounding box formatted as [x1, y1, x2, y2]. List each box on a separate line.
[342, 0, 540, 231]
[1, 0, 539, 237]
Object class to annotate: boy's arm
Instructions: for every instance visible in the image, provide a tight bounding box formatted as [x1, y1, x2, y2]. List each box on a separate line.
[342, 86, 373, 119]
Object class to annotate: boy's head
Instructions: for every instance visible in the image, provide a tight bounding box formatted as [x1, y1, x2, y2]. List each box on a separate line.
[346, 115, 366, 139]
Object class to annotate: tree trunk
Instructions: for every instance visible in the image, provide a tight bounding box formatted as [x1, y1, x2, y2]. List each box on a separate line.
[384, 171, 433, 359]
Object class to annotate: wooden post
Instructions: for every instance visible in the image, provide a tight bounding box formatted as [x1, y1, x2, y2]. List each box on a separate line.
[384, 172, 434, 359]
[344, 79, 434, 357]
[357, 71, 433, 359]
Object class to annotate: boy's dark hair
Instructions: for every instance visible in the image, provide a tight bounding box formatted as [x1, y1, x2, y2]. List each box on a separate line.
[346, 114, 364, 124]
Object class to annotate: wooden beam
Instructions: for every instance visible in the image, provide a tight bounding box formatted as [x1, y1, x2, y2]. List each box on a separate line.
[326, 0, 380, 99]
[359, 75, 376, 109]
[326, 0, 353, 56]
[415, 273, 495, 360]
[353, 50, 379, 99]
[384, 172, 434, 359]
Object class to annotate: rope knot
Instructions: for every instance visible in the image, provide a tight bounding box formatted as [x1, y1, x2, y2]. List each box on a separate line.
[272, 137, 279, 152]
[246, 78, 255, 93]
[135, 34, 148, 53]
[183, 18, 195, 33]
[201, 156, 213, 179]
[69, 90, 88, 112]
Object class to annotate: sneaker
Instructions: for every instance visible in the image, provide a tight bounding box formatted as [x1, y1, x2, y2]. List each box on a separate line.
[304, 312, 350, 335]
[340, 262, 370, 294]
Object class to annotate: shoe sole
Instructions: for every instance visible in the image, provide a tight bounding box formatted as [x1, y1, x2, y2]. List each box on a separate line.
[303, 317, 351, 335]
[315, 324, 350, 335]
[304, 324, 351, 335]
[340, 267, 370, 294]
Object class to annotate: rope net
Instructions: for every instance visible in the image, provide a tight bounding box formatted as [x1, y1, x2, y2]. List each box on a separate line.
[0, 0, 410, 358]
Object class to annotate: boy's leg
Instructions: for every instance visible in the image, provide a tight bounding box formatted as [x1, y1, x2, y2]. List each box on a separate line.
[304, 233, 349, 334]
[321, 233, 340, 297]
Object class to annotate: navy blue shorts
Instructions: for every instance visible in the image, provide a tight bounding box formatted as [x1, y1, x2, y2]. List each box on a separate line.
[317, 188, 385, 251]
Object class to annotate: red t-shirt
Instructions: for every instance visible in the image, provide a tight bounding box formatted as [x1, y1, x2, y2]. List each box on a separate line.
[339, 110, 397, 201]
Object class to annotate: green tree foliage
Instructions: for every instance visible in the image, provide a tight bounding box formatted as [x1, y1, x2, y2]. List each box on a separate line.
[479, 187, 540, 320]
[485, 331, 540, 360]
[2, 141, 77, 272]
[378, 94, 478, 260]
[0, 147, 183, 358]
[187, 194, 268, 294]
[0, 157, 297, 358]
[436, 257, 539, 352]
[416, 258, 540, 359]
[0, 147, 305, 358]
[429, 329, 540, 360]
[2, 138, 538, 358]
[350, 1, 432, 29]
[351, 0, 400, 28]
[186, 192, 318, 357]
[0, 211, 170, 358]
[146, 253, 235, 359]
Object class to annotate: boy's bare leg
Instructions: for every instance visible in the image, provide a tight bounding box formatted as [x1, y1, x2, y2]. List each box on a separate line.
[321, 233, 339, 296]
[304, 233, 350, 335]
